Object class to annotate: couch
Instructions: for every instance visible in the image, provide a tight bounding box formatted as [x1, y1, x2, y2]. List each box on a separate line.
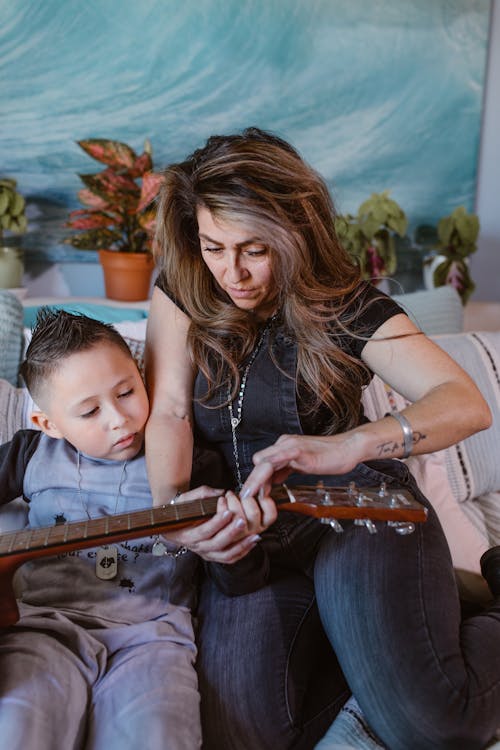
[1, 285, 499, 748]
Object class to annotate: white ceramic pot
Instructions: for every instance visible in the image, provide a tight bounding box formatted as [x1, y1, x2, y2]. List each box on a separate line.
[423, 253, 447, 290]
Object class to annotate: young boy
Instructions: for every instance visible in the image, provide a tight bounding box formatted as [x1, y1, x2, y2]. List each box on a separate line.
[0, 309, 211, 750]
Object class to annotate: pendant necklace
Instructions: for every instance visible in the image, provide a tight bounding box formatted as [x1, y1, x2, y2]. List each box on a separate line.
[77, 451, 127, 580]
[228, 317, 274, 490]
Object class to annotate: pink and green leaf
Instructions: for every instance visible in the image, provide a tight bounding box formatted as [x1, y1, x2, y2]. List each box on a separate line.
[77, 188, 110, 210]
[137, 207, 157, 234]
[78, 139, 137, 170]
[129, 151, 153, 178]
[66, 210, 119, 230]
[136, 172, 163, 212]
[79, 170, 140, 209]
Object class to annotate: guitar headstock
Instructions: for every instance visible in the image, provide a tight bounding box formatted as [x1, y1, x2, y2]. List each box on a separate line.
[271, 481, 427, 535]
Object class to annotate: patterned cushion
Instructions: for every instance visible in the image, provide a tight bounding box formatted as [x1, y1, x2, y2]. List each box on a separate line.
[0, 290, 24, 386]
[432, 332, 500, 501]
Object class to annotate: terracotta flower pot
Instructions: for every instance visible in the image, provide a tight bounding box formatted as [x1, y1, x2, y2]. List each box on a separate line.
[98, 249, 155, 302]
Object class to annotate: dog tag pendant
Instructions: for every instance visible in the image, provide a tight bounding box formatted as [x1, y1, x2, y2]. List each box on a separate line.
[152, 539, 167, 556]
[96, 545, 118, 580]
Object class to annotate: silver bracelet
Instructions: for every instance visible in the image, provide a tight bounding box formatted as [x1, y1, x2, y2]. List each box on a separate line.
[386, 411, 413, 458]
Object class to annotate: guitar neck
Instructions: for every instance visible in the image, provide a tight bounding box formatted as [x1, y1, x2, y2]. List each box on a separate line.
[0, 496, 220, 563]
[0, 482, 427, 628]
[0, 482, 426, 564]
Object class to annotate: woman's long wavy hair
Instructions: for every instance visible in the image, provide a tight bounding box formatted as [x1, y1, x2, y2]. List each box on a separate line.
[155, 127, 373, 433]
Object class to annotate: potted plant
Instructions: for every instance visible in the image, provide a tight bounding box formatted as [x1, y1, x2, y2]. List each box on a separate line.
[334, 190, 408, 282]
[423, 206, 479, 305]
[65, 138, 163, 301]
[0, 177, 28, 290]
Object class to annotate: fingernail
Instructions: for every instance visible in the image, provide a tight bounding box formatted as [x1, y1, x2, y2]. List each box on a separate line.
[222, 510, 232, 519]
[248, 534, 261, 543]
[235, 518, 246, 529]
[240, 488, 250, 499]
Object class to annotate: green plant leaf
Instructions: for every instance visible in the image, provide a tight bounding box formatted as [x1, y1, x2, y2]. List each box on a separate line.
[64, 228, 123, 250]
[0, 177, 17, 190]
[9, 192, 25, 217]
[0, 190, 9, 215]
[437, 216, 454, 246]
[436, 206, 479, 259]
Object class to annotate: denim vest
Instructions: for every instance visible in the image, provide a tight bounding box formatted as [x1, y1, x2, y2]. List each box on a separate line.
[193, 325, 300, 487]
[192, 323, 414, 491]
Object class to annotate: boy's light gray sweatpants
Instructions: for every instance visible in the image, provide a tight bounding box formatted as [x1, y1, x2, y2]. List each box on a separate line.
[0, 604, 201, 750]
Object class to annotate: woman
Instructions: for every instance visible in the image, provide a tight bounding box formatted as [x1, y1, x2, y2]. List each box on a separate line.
[145, 127, 499, 749]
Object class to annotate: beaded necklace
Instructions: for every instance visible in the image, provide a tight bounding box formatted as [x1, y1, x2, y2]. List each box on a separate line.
[228, 317, 275, 489]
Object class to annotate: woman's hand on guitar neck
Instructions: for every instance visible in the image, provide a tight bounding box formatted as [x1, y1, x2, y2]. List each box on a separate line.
[240, 433, 363, 502]
[161, 487, 277, 564]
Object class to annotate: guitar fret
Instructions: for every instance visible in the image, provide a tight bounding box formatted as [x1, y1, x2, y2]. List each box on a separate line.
[24, 529, 33, 550]
[7, 533, 17, 553]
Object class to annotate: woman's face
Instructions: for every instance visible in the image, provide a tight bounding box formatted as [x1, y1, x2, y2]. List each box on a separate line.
[197, 206, 277, 319]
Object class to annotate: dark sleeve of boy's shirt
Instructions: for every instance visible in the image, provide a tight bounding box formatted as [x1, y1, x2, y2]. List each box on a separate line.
[204, 544, 270, 597]
[0, 429, 42, 506]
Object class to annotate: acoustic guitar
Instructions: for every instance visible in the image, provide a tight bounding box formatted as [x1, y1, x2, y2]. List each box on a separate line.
[0, 481, 427, 627]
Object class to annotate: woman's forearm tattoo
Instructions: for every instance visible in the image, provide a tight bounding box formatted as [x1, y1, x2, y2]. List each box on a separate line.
[376, 431, 427, 457]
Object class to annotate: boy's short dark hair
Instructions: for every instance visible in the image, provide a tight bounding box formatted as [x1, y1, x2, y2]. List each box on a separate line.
[20, 308, 134, 400]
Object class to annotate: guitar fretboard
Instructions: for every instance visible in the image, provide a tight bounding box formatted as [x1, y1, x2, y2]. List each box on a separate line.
[0, 496, 220, 558]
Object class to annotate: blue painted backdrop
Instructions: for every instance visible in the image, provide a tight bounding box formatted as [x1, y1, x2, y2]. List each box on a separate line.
[0, 0, 491, 262]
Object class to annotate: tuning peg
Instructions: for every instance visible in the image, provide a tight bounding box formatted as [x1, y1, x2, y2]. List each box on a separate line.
[321, 517, 344, 533]
[388, 521, 415, 535]
[354, 518, 377, 534]
[355, 492, 367, 506]
[378, 482, 387, 497]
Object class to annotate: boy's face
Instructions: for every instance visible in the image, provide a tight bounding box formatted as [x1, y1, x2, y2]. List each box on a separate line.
[32, 341, 149, 461]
